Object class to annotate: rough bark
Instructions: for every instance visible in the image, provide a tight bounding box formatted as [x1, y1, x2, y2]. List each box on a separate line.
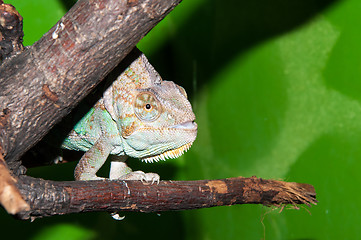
[15, 175, 317, 220]
[0, 0, 24, 61]
[0, 0, 182, 174]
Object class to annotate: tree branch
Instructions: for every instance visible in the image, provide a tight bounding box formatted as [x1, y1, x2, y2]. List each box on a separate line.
[0, 0, 24, 61]
[15, 176, 316, 220]
[0, 0, 182, 174]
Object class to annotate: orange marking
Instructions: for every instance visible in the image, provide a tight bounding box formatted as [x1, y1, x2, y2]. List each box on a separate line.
[42, 84, 59, 102]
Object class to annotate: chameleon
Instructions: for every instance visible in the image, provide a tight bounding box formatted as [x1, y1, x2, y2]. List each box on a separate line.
[61, 49, 197, 182]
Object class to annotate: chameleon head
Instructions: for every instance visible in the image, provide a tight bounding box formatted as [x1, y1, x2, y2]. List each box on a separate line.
[118, 80, 197, 162]
[102, 53, 197, 162]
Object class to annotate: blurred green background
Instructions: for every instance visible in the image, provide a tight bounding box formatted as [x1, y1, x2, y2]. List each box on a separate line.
[2, 0, 361, 239]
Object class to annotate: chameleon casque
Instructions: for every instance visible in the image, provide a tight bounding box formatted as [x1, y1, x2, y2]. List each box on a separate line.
[62, 49, 197, 182]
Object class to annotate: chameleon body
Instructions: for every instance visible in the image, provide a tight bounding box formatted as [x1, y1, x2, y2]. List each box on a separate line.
[62, 50, 197, 181]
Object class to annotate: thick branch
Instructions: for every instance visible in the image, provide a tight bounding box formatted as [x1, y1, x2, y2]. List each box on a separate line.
[0, 0, 182, 174]
[15, 176, 317, 220]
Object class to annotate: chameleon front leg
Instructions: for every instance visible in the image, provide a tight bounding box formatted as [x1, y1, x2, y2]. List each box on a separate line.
[109, 155, 160, 183]
[74, 136, 113, 181]
[109, 155, 131, 180]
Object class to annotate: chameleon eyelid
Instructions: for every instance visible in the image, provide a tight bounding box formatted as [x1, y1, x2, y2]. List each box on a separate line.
[133, 92, 162, 121]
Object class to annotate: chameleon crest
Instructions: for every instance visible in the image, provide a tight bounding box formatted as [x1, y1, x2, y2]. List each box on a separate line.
[62, 50, 197, 182]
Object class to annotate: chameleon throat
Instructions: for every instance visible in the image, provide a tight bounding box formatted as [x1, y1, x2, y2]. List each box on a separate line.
[141, 142, 192, 163]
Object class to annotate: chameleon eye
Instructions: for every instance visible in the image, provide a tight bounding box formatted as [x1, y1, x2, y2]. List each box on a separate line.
[134, 92, 161, 121]
[145, 103, 152, 110]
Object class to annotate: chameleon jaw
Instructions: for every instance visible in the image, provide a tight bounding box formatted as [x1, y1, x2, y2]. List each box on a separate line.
[141, 142, 193, 163]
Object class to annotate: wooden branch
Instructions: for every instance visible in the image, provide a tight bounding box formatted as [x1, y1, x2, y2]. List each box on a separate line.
[0, 0, 24, 61]
[14, 176, 316, 220]
[0, 0, 182, 174]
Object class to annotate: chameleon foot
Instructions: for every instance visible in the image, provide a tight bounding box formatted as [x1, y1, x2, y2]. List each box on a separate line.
[120, 171, 160, 184]
[110, 212, 125, 221]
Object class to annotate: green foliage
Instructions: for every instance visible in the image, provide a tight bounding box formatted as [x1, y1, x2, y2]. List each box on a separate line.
[2, 0, 360, 239]
[7, 0, 66, 46]
[30, 224, 95, 240]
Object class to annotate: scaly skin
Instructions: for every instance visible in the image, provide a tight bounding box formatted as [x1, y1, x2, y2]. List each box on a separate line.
[62, 49, 197, 181]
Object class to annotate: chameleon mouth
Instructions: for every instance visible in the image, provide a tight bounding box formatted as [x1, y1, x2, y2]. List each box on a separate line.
[169, 121, 197, 130]
[141, 142, 193, 163]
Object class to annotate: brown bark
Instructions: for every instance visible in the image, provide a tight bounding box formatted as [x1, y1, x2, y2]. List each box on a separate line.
[0, 0, 182, 174]
[15, 175, 316, 220]
[0, 0, 24, 61]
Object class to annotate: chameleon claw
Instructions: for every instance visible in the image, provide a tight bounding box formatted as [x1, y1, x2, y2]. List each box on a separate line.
[111, 212, 125, 221]
[152, 176, 160, 185]
[139, 172, 160, 185]
[120, 171, 160, 184]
